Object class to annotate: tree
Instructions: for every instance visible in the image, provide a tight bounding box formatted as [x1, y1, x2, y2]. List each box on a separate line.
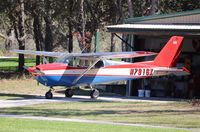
[160, 0, 200, 13]
[15, 0, 26, 71]
[7, 0, 26, 72]
[28, 0, 45, 65]
[127, 0, 134, 17]
[75, 0, 109, 53]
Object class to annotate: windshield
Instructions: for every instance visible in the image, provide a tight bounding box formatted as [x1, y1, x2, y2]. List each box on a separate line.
[56, 55, 72, 64]
[56, 55, 95, 67]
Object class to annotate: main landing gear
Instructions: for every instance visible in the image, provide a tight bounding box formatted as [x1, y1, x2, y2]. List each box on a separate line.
[65, 88, 74, 98]
[88, 85, 99, 99]
[64, 88, 100, 99]
[90, 89, 100, 99]
[44, 86, 100, 99]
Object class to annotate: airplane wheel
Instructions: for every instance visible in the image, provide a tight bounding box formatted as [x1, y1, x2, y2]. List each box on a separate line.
[45, 91, 53, 99]
[65, 89, 74, 98]
[90, 89, 99, 99]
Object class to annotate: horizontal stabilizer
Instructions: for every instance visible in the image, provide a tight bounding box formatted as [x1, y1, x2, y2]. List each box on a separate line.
[153, 67, 190, 76]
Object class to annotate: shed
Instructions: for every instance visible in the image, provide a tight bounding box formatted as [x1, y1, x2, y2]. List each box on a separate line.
[106, 9, 200, 98]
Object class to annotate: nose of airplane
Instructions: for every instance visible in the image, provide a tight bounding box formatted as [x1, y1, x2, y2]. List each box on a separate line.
[24, 66, 42, 76]
[27, 66, 36, 73]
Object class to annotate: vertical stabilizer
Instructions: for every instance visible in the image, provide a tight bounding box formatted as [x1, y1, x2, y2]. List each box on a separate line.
[154, 36, 184, 67]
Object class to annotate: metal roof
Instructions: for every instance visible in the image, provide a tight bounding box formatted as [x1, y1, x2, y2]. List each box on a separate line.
[106, 24, 200, 35]
[106, 9, 200, 36]
[125, 9, 200, 24]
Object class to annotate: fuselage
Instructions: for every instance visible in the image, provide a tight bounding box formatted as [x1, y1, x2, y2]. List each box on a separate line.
[30, 61, 158, 87]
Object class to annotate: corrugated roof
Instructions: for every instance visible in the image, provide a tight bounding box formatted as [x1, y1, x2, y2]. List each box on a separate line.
[125, 9, 200, 23]
[106, 24, 200, 31]
[106, 24, 200, 35]
[107, 24, 200, 30]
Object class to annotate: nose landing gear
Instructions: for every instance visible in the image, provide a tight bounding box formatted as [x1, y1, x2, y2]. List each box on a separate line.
[45, 87, 54, 99]
[45, 90, 53, 99]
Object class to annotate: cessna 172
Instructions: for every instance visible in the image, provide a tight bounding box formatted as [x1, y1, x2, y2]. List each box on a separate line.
[12, 36, 189, 99]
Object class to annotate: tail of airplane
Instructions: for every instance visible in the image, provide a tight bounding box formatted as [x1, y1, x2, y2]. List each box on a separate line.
[151, 36, 190, 76]
[153, 36, 184, 67]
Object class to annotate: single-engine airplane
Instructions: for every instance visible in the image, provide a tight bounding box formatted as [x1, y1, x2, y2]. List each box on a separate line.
[12, 36, 189, 99]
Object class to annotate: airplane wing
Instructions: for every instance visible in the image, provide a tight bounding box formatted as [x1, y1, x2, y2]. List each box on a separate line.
[11, 49, 65, 57]
[11, 49, 157, 59]
[75, 51, 157, 59]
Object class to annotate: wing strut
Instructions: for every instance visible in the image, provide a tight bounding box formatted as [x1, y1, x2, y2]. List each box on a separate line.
[114, 33, 134, 50]
[72, 58, 102, 85]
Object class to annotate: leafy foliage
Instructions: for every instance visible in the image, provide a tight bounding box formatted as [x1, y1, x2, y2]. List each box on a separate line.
[0, 0, 200, 69]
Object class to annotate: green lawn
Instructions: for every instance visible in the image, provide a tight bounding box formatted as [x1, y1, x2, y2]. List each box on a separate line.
[0, 101, 199, 129]
[0, 78, 199, 131]
[0, 118, 189, 132]
[0, 58, 35, 71]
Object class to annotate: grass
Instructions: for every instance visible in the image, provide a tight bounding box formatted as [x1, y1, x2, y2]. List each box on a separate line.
[0, 100, 199, 129]
[0, 118, 189, 132]
[0, 58, 35, 71]
[0, 79, 48, 96]
[0, 79, 199, 130]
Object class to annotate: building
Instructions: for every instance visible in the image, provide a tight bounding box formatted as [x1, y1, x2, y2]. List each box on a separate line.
[106, 9, 200, 98]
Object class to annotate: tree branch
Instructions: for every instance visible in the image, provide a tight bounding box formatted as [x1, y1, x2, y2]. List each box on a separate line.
[0, 33, 8, 39]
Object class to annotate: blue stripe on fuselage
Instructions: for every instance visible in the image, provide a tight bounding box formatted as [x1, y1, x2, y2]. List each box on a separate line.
[35, 75, 136, 87]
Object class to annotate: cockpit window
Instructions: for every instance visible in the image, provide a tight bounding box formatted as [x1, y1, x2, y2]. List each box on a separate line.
[56, 55, 71, 64]
[56, 56, 90, 67]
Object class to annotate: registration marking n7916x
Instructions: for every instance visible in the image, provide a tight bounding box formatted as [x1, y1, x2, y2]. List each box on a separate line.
[130, 68, 153, 76]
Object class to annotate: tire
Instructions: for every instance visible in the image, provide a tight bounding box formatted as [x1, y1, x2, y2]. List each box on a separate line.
[65, 89, 74, 98]
[90, 89, 99, 99]
[45, 91, 53, 99]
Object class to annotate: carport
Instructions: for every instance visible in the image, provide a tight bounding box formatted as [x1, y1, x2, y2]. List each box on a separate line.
[106, 9, 200, 98]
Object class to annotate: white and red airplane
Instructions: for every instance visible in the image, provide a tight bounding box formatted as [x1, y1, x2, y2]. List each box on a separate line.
[12, 36, 189, 99]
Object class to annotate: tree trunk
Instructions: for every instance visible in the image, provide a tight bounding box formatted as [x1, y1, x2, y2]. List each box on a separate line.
[121, 0, 134, 52]
[110, 0, 118, 52]
[44, 18, 53, 52]
[127, 0, 134, 17]
[33, 15, 44, 65]
[44, 0, 53, 63]
[68, 20, 73, 53]
[17, 0, 25, 72]
[110, 33, 115, 52]
[150, 0, 159, 15]
[67, 0, 74, 53]
[44, 16, 53, 62]
[80, 0, 86, 52]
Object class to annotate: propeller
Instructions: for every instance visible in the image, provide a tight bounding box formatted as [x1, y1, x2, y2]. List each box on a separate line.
[23, 66, 48, 85]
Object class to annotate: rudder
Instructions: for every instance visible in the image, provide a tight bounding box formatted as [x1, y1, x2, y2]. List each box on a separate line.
[154, 36, 184, 67]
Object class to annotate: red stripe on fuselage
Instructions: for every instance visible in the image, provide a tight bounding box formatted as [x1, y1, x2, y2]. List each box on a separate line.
[41, 74, 149, 78]
[36, 63, 85, 71]
[35, 61, 156, 71]
[104, 61, 155, 69]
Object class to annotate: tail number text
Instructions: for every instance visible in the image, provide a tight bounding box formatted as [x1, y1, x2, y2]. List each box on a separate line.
[130, 68, 153, 76]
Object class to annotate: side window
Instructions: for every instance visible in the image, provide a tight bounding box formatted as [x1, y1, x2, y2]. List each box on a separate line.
[95, 60, 104, 68]
[68, 59, 73, 66]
